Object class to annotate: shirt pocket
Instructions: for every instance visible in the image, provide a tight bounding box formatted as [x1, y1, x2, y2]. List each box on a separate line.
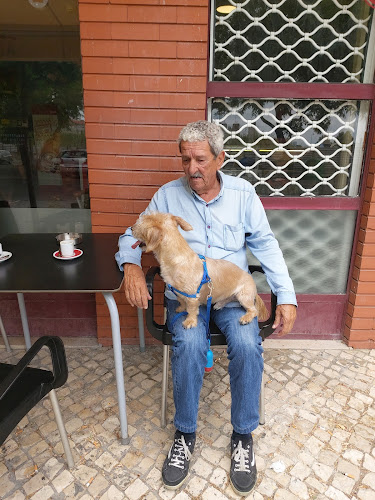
[223, 223, 245, 252]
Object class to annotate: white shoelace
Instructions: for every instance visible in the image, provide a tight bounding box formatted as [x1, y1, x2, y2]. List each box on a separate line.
[232, 440, 255, 472]
[168, 436, 192, 469]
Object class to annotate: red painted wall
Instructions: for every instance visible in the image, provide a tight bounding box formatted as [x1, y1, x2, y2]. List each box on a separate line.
[79, 0, 209, 345]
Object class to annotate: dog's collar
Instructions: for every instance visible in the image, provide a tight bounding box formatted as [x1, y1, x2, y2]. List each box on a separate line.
[167, 254, 211, 298]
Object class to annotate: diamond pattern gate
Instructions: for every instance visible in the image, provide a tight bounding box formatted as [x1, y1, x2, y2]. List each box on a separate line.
[208, 0, 375, 337]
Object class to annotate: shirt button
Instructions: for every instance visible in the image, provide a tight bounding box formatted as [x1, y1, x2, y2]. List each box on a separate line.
[207, 225, 211, 229]
[206, 204, 209, 207]
[208, 245, 211, 248]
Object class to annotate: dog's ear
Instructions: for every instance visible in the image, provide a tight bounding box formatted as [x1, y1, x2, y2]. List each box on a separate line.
[144, 226, 162, 252]
[173, 216, 193, 232]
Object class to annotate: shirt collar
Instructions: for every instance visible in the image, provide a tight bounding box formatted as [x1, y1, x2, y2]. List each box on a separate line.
[185, 171, 224, 204]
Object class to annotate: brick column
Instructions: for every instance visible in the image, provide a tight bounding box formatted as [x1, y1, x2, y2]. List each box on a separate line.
[345, 145, 375, 349]
[79, 0, 209, 345]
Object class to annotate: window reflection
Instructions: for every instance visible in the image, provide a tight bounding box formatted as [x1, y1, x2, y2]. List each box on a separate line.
[0, 61, 87, 211]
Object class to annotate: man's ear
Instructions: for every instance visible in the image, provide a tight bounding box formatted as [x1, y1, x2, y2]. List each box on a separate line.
[145, 227, 162, 252]
[174, 216, 193, 232]
[216, 150, 225, 169]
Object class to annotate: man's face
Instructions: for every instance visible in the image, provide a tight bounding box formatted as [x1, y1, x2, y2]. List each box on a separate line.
[180, 140, 225, 197]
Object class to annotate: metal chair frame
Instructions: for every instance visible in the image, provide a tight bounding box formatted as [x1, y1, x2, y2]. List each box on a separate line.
[0, 336, 74, 468]
[145, 265, 277, 427]
[0, 316, 11, 352]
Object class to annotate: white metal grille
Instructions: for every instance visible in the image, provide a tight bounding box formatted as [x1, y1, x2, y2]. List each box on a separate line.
[212, 98, 365, 196]
[213, 0, 374, 83]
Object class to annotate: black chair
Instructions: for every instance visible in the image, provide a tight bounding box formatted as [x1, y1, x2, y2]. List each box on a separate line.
[0, 336, 74, 468]
[145, 265, 277, 427]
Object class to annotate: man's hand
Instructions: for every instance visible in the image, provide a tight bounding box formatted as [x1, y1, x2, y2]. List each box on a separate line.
[124, 263, 151, 309]
[272, 304, 297, 337]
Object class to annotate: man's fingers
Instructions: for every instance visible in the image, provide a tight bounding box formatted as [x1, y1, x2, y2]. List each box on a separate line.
[272, 308, 282, 329]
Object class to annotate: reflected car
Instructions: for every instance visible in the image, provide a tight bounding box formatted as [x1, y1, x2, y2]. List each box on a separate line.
[59, 150, 87, 178]
[0, 150, 12, 164]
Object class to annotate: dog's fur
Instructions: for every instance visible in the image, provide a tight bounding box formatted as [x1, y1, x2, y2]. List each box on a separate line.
[132, 212, 268, 329]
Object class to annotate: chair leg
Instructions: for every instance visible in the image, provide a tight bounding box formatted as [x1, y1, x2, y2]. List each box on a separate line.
[49, 389, 74, 469]
[161, 345, 169, 428]
[259, 372, 265, 425]
[0, 316, 11, 353]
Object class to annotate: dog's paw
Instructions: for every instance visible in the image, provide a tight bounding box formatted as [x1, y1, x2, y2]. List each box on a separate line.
[183, 317, 198, 329]
[176, 305, 185, 313]
[239, 312, 256, 325]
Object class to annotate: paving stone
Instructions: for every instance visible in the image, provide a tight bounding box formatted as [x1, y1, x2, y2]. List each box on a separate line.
[1, 344, 375, 500]
[99, 484, 124, 500]
[52, 469, 74, 493]
[30, 485, 54, 500]
[363, 453, 375, 472]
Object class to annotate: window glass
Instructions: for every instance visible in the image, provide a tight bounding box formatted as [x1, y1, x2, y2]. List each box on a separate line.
[212, 98, 367, 197]
[248, 209, 357, 293]
[214, 0, 374, 83]
[0, 0, 90, 237]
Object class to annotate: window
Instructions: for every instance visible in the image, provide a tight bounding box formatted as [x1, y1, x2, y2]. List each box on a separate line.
[209, 0, 375, 295]
[0, 0, 90, 237]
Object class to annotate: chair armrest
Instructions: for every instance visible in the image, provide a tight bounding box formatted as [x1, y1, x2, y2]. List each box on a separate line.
[248, 265, 277, 339]
[145, 266, 166, 342]
[0, 336, 68, 400]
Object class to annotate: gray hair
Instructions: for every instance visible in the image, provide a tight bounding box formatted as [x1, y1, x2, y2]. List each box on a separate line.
[178, 121, 224, 157]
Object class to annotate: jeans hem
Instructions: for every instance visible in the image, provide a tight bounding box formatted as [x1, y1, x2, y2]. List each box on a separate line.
[232, 419, 259, 434]
[174, 420, 197, 434]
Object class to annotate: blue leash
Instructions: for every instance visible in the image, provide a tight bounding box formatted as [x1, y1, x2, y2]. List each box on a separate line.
[168, 255, 214, 372]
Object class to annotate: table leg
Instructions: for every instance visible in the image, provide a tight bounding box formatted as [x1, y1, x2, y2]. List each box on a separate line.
[17, 293, 32, 350]
[137, 307, 146, 352]
[102, 292, 129, 444]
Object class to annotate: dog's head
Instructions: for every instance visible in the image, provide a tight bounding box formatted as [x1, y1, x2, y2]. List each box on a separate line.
[131, 212, 193, 253]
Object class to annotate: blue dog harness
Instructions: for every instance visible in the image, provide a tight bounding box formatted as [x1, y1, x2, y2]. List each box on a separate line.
[168, 255, 214, 371]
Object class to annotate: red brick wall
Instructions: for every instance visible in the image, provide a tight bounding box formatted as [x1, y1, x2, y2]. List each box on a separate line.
[345, 146, 375, 349]
[79, 0, 209, 345]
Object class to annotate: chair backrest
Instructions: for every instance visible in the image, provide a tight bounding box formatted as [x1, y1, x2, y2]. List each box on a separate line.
[0, 336, 68, 446]
[146, 265, 277, 345]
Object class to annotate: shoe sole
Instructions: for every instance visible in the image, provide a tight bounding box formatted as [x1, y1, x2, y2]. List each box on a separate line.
[163, 474, 188, 490]
[230, 478, 256, 497]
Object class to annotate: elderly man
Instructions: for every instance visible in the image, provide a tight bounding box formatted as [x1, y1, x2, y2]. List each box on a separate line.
[115, 121, 297, 496]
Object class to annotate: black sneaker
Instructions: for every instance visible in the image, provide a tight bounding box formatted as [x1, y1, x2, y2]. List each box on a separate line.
[162, 432, 195, 489]
[230, 434, 257, 496]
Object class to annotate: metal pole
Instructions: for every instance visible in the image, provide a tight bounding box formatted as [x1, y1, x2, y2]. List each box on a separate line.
[49, 389, 74, 469]
[17, 293, 31, 350]
[0, 316, 11, 352]
[103, 292, 129, 444]
[137, 307, 146, 352]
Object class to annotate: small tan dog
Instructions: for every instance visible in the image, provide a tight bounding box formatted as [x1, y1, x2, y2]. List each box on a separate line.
[132, 212, 268, 329]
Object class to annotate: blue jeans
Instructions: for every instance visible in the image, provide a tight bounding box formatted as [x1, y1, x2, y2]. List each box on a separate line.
[166, 298, 264, 434]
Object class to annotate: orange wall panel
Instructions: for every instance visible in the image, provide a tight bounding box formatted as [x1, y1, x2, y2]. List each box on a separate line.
[345, 135, 375, 348]
[80, 0, 209, 344]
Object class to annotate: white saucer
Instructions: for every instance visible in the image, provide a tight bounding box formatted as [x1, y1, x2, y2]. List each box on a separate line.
[53, 248, 83, 260]
[0, 251, 12, 263]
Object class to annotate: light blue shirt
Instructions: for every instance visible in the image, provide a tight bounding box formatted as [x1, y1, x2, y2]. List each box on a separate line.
[115, 171, 297, 306]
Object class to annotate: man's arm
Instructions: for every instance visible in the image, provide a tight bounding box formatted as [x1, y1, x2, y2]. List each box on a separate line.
[115, 188, 168, 309]
[244, 189, 297, 334]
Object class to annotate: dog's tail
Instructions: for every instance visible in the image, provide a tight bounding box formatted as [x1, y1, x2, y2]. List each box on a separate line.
[256, 295, 269, 322]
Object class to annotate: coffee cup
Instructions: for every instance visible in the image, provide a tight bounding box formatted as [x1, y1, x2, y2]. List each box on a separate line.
[60, 239, 75, 258]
